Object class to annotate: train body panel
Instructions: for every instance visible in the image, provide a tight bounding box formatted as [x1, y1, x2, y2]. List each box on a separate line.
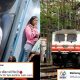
[51, 29, 80, 53]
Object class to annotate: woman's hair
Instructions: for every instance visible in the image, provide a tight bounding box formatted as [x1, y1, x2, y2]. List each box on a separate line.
[8, 56, 16, 62]
[27, 16, 37, 25]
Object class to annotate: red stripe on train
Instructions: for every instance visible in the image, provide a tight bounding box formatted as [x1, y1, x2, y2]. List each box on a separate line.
[51, 45, 80, 47]
[51, 47, 80, 51]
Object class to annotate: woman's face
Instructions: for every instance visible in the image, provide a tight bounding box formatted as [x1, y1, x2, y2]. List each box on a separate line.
[32, 18, 38, 26]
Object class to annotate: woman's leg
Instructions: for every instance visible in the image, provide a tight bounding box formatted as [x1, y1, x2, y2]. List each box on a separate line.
[23, 43, 33, 62]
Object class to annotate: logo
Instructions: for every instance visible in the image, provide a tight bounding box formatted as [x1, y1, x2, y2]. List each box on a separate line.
[60, 71, 67, 79]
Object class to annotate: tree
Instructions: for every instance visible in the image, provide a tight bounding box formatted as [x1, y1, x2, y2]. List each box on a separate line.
[41, 0, 80, 35]
[40, 0, 80, 63]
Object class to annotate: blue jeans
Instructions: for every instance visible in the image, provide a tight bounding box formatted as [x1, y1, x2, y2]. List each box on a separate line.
[23, 42, 33, 62]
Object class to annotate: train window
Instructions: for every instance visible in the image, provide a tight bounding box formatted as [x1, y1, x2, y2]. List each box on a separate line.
[55, 34, 65, 42]
[67, 34, 77, 42]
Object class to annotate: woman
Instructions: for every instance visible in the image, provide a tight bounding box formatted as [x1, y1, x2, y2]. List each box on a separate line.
[8, 56, 16, 62]
[3, 56, 16, 80]
[4, 56, 28, 80]
[23, 16, 39, 62]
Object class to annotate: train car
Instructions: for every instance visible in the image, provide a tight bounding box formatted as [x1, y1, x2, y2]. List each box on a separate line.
[51, 29, 80, 68]
[0, 0, 16, 61]
[0, 0, 40, 62]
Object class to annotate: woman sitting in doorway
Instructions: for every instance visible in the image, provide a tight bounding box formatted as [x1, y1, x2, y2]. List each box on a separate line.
[23, 16, 40, 62]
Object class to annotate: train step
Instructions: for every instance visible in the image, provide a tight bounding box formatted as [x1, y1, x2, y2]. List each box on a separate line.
[40, 72, 57, 80]
[40, 66, 59, 72]
[40, 63, 57, 80]
[40, 63, 52, 67]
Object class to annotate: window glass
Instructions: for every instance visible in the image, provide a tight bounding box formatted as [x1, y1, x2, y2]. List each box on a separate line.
[55, 34, 65, 42]
[67, 34, 77, 42]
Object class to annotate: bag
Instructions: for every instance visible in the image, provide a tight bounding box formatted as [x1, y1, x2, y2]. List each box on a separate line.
[32, 38, 40, 53]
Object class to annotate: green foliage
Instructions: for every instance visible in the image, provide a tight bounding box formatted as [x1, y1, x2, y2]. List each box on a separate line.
[41, 0, 80, 33]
